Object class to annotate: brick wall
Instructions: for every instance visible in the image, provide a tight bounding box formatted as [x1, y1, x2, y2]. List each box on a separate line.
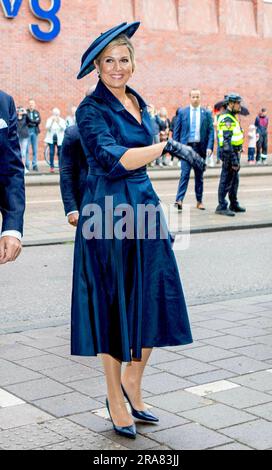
[1, 0, 271, 158]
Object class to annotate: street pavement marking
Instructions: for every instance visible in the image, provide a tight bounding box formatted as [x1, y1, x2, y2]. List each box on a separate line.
[27, 199, 62, 204]
[26, 187, 272, 205]
[184, 380, 240, 397]
[0, 389, 25, 408]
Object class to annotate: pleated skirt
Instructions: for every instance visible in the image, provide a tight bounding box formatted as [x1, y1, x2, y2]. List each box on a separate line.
[71, 169, 193, 362]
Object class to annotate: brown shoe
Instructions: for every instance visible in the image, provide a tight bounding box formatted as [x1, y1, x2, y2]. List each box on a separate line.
[196, 202, 206, 210]
[174, 201, 183, 211]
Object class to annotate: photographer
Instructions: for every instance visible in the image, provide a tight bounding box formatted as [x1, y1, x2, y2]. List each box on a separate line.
[26, 99, 41, 172]
[17, 106, 30, 174]
[44, 108, 66, 173]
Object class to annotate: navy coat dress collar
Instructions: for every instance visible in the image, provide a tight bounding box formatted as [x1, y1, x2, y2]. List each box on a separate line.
[91, 79, 152, 135]
[92, 79, 147, 111]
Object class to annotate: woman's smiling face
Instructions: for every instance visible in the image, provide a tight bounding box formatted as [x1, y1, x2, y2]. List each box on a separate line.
[95, 45, 133, 89]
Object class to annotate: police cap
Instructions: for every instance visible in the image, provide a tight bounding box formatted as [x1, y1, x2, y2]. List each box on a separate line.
[225, 93, 242, 104]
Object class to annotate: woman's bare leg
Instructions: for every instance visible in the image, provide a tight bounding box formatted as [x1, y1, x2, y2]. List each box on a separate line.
[121, 348, 153, 411]
[101, 353, 134, 427]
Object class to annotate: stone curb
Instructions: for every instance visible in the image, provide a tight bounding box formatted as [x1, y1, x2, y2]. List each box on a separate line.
[25, 166, 272, 186]
[22, 221, 272, 247]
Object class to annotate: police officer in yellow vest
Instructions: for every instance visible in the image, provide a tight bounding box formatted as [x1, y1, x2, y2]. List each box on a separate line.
[215, 94, 246, 217]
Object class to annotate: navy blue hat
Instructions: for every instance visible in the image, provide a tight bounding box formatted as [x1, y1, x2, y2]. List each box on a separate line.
[77, 21, 140, 80]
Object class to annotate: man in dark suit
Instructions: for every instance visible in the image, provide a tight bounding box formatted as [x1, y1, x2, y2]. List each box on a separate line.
[59, 124, 88, 227]
[0, 90, 25, 264]
[60, 87, 95, 227]
[173, 89, 214, 210]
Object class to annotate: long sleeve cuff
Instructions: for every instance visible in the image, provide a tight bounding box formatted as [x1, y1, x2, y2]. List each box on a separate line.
[1, 230, 22, 241]
[67, 210, 79, 217]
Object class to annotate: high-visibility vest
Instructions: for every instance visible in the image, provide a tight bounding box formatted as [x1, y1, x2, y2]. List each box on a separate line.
[217, 113, 244, 147]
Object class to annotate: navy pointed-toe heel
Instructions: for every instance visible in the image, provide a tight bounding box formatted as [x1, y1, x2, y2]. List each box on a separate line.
[106, 398, 137, 439]
[121, 384, 159, 423]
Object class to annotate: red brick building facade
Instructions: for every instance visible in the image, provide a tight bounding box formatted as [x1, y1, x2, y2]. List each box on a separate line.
[1, 0, 272, 155]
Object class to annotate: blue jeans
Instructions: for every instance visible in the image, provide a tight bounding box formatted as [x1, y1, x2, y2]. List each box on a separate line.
[26, 128, 38, 168]
[49, 143, 61, 168]
[248, 147, 255, 161]
[19, 138, 29, 162]
[176, 159, 204, 203]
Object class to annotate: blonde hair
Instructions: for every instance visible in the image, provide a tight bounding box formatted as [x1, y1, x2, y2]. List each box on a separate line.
[159, 107, 168, 118]
[95, 34, 136, 72]
[52, 107, 60, 116]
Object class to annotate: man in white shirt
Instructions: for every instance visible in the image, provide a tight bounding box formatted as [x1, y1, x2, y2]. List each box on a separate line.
[0, 90, 25, 264]
[173, 89, 214, 211]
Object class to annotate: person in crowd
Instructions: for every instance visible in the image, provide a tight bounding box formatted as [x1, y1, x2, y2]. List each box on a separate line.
[17, 106, 30, 174]
[156, 107, 171, 166]
[26, 99, 41, 172]
[169, 108, 182, 167]
[170, 108, 180, 134]
[173, 89, 214, 211]
[248, 124, 259, 165]
[255, 108, 269, 165]
[147, 104, 160, 166]
[44, 108, 66, 173]
[72, 22, 193, 439]
[66, 106, 77, 127]
[204, 105, 215, 167]
[0, 90, 25, 264]
[214, 105, 225, 164]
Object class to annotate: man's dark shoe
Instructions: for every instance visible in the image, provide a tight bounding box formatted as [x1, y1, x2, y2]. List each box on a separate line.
[215, 207, 235, 217]
[32, 166, 39, 172]
[229, 205, 246, 213]
[174, 201, 183, 211]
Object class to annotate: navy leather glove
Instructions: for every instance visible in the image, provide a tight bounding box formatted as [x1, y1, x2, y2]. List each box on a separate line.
[163, 138, 206, 172]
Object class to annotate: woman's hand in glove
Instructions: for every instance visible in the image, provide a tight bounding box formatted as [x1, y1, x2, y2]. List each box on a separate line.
[162, 138, 189, 159]
[162, 138, 206, 172]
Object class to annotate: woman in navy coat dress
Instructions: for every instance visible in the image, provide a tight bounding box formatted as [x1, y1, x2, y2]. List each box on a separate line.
[72, 22, 193, 438]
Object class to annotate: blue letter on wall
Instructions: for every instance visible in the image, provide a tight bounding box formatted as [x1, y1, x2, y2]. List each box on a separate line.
[0, 0, 23, 17]
[29, 0, 61, 42]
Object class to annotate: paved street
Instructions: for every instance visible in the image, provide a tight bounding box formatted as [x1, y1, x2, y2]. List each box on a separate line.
[0, 166, 272, 450]
[2, 0, 272, 451]
[0, 227, 272, 449]
[0, 293, 272, 450]
[22, 168, 272, 245]
[1, 228, 272, 333]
